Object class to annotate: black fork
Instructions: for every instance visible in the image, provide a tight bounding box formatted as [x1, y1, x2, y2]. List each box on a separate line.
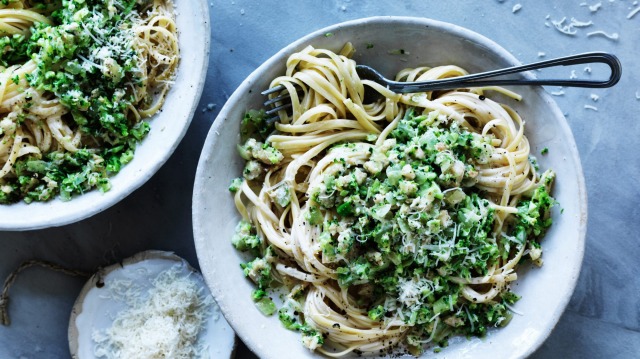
[262, 51, 621, 120]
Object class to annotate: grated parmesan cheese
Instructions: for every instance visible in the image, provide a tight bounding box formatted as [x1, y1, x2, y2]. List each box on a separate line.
[91, 265, 214, 359]
[628, 6, 640, 19]
[551, 17, 593, 36]
[581, 1, 603, 12]
[584, 105, 599, 111]
[586, 30, 620, 41]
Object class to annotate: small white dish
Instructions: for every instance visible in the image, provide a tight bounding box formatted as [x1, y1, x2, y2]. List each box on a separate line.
[0, 0, 211, 231]
[68, 250, 236, 359]
[193, 16, 586, 359]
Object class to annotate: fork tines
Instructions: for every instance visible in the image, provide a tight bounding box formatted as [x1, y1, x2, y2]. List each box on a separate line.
[261, 85, 292, 119]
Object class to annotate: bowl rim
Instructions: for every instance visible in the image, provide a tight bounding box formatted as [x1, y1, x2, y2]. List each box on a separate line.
[193, 15, 587, 358]
[0, 0, 211, 231]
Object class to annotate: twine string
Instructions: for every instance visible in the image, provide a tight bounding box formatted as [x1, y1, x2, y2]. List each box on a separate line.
[0, 259, 91, 326]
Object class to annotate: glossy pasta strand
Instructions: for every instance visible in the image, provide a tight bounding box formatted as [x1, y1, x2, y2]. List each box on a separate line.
[235, 44, 553, 355]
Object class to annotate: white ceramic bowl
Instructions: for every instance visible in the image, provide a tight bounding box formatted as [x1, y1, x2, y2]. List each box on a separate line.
[0, 1, 210, 230]
[193, 16, 586, 359]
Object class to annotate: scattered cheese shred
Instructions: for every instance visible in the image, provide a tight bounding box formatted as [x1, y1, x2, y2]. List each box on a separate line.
[512, 4, 522, 13]
[590, 93, 600, 102]
[627, 6, 640, 19]
[581, 2, 603, 12]
[584, 105, 599, 111]
[92, 266, 213, 359]
[570, 18, 594, 27]
[551, 17, 593, 36]
[586, 30, 620, 41]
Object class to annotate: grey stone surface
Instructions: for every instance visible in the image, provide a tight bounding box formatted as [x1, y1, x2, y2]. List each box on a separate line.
[1, 0, 639, 358]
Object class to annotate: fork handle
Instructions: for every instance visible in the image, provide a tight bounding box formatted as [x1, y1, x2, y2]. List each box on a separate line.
[379, 52, 621, 93]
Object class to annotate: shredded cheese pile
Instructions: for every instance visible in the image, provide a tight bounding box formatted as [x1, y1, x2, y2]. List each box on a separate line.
[91, 266, 213, 359]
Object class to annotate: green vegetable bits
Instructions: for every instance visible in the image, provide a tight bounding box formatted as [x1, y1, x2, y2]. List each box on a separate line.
[231, 107, 556, 353]
[0, 0, 156, 203]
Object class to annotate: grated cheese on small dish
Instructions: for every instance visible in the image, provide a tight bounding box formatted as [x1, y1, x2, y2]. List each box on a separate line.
[91, 265, 214, 359]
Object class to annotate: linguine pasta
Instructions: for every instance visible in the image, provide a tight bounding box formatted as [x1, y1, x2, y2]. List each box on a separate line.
[0, 0, 178, 203]
[231, 44, 555, 356]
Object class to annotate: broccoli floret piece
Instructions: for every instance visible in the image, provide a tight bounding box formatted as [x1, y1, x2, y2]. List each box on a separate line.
[398, 180, 418, 196]
[516, 170, 556, 238]
[318, 231, 337, 262]
[237, 138, 259, 160]
[252, 289, 276, 316]
[241, 256, 272, 289]
[433, 293, 458, 315]
[336, 257, 371, 287]
[231, 220, 262, 253]
[304, 206, 323, 225]
[368, 304, 385, 321]
[501, 291, 521, 305]
[240, 109, 274, 141]
[252, 143, 284, 165]
[270, 184, 290, 207]
[336, 201, 354, 217]
[277, 298, 324, 349]
[238, 138, 283, 164]
[278, 298, 304, 330]
[228, 177, 243, 193]
[243, 160, 264, 181]
[301, 326, 324, 350]
[0, 34, 30, 67]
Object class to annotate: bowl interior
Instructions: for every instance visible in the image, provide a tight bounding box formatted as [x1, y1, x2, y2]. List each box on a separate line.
[0, 1, 210, 231]
[193, 16, 586, 359]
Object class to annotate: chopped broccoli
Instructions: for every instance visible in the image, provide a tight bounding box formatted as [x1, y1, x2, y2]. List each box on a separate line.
[230, 104, 557, 351]
[277, 298, 324, 349]
[305, 206, 323, 225]
[0, 34, 30, 67]
[243, 160, 264, 181]
[228, 178, 243, 193]
[278, 298, 304, 330]
[238, 138, 284, 164]
[231, 220, 262, 254]
[240, 109, 274, 141]
[0, 0, 166, 203]
[241, 256, 272, 289]
[253, 143, 284, 165]
[252, 290, 277, 316]
[270, 184, 291, 207]
[368, 305, 385, 321]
